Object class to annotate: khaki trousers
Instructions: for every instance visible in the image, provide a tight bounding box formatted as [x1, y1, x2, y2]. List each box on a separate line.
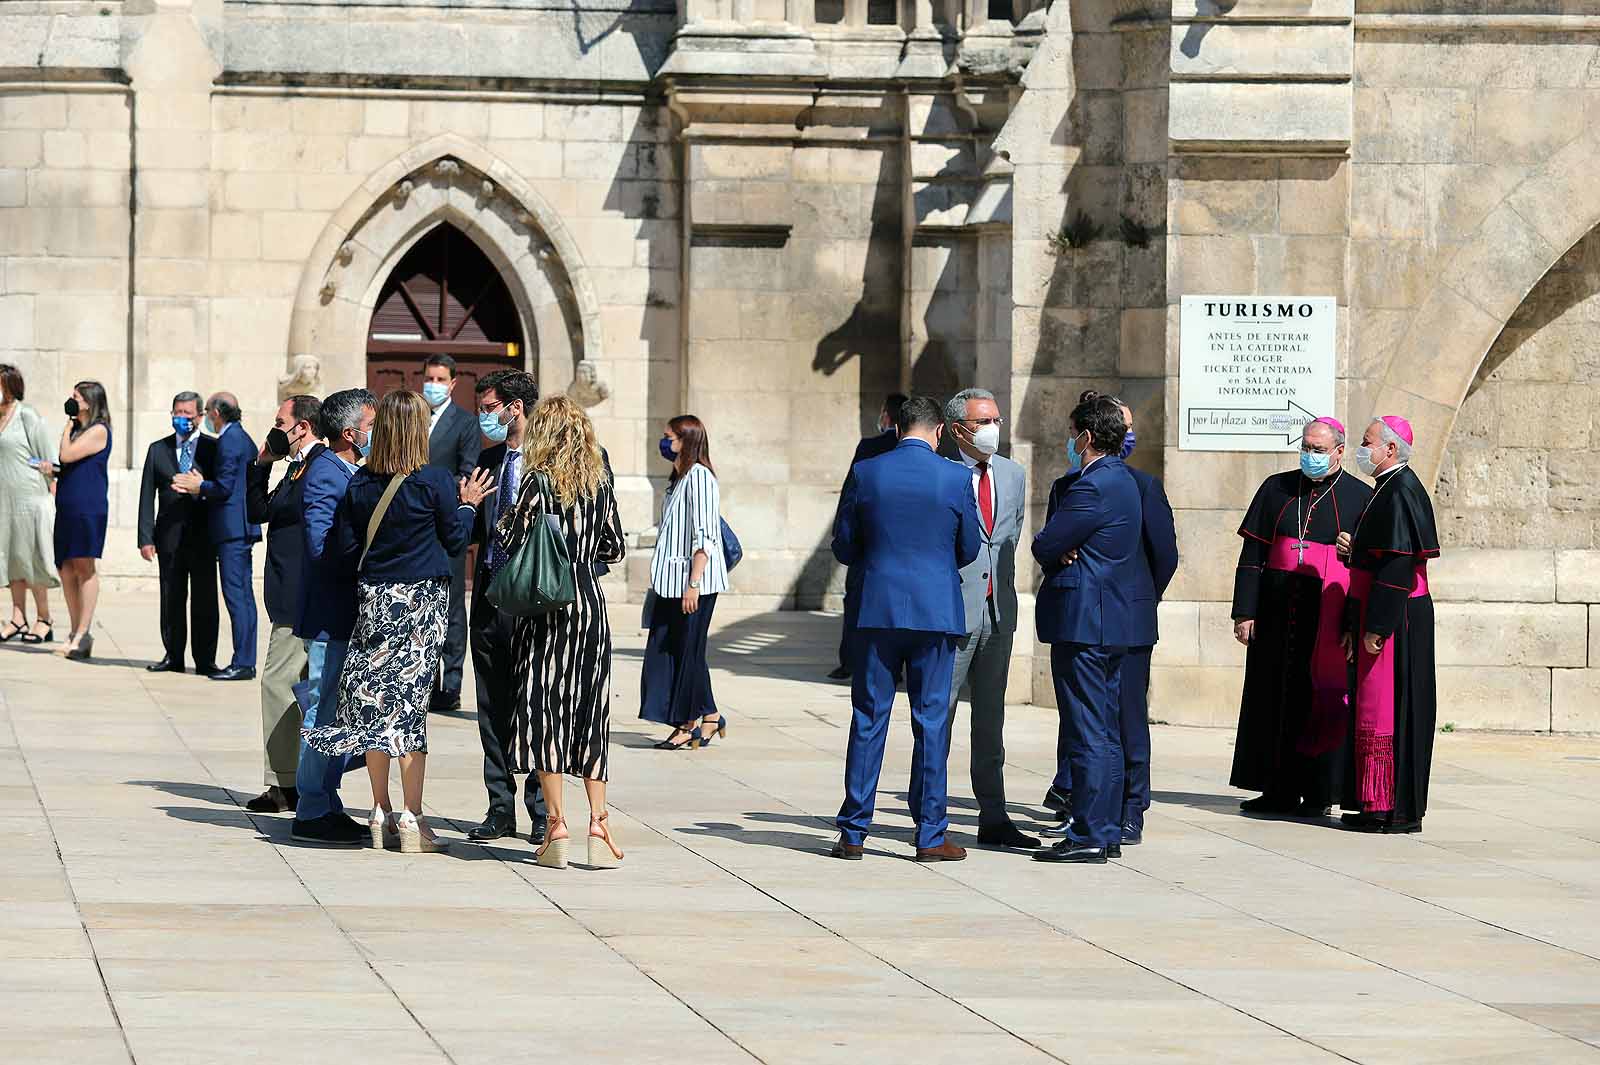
[260, 623, 306, 788]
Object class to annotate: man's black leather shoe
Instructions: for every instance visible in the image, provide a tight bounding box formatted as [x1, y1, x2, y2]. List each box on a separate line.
[1240, 794, 1300, 815]
[1042, 785, 1072, 818]
[209, 665, 256, 682]
[430, 690, 462, 713]
[1298, 801, 1332, 818]
[527, 819, 547, 846]
[245, 786, 298, 814]
[466, 816, 515, 843]
[290, 812, 368, 846]
[976, 822, 1041, 850]
[1107, 843, 1122, 859]
[1121, 822, 1142, 846]
[826, 666, 851, 680]
[146, 657, 184, 673]
[1033, 841, 1108, 864]
[1040, 816, 1077, 839]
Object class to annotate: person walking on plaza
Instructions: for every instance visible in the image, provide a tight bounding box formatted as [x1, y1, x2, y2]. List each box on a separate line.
[829, 395, 981, 863]
[1230, 416, 1371, 817]
[830, 392, 907, 681]
[465, 369, 546, 844]
[421, 354, 481, 714]
[290, 387, 375, 846]
[1032, 395, 1143, 865]
[54, 380, 113, 662]
[1042, 394, 1179, 845]
[641, 415, 730, 751]
[303, 390, 492, 853]
[500, 395, 627, 869]
[137, 391, 219, 674]
[174, 392, 260, 681]
[942, 387, 1038, 851]
[1336, 416, 1440, 835]
[0, 364, 59, 646]
[242, 394, 322, 814]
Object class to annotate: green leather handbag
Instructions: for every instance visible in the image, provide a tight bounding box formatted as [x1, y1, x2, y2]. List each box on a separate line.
[486, 472, 576, 617]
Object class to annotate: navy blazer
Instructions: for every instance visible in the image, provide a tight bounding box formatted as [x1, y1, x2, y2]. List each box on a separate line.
[427, 401, 482, 480]
[199, 422, 262, 545]
[294, 446, 359, 642]
[1046, 463, 1179, 647]
[247, 443, 323, 626]
[1033, 455, 1147, 647]
[831, 438, 982, 637]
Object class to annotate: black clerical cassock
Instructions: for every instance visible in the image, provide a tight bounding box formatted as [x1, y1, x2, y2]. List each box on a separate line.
[1231, 468, 1373, 809]
[1344, 462, 1440, 832]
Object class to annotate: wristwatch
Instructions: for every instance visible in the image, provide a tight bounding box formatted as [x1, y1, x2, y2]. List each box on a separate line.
[688, 579, 701, 590]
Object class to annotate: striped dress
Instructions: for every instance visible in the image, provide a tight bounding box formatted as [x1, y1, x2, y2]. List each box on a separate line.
[507, 474, 626, 780]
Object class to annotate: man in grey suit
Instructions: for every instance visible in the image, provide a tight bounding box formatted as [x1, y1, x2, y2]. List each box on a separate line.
[945, 388, 1040, 851]
[422, 354, 483, 713]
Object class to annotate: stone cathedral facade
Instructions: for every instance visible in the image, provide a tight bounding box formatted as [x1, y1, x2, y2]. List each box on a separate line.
[4, 0, 1599, 729]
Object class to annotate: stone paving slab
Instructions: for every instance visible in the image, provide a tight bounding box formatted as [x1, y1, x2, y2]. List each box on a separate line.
[2, 596, 1600, 1064]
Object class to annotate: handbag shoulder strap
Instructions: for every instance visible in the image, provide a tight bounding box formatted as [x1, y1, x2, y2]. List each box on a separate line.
[359, 473, 408, 571]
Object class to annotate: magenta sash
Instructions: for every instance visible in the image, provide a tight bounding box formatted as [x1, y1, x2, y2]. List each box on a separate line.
[1265, 537, 1353, 757]
[1348, 562, 1429, 812]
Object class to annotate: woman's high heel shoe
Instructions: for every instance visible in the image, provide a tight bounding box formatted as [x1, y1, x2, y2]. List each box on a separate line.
[396, 811, 444, 854]
[536, 817, 569, 869]
[19, 619, 53, 645]
[369, 808, 399, 849]
[588, 811, 624, 869]
[0, 617, 23, 642]
[654, 727, 695, 751]
[64, 632, 93, 661]
[692, 712, 727, 750]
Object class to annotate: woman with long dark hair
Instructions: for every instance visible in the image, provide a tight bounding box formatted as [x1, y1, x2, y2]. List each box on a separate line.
[55, 380, 111, 660]
[640, 414, 729, 750]
[0, 364, 58, 645]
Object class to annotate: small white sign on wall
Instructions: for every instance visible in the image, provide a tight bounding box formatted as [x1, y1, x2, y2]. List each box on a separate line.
[1179, 295, 1336, 452]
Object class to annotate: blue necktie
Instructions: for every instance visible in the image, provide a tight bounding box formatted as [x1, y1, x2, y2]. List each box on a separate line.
[488, 450, 520, 575]
[177, 438, 194, 474]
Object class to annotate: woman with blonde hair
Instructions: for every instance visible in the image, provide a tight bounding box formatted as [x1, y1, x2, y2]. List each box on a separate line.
[499, 394, 626, 868]
[304, 389, 493, 853]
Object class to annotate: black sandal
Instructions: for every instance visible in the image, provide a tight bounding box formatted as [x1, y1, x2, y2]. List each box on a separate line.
[18, 619, 52, 645]
[0, 618, 23, 642]
[654, 726, 696, 751]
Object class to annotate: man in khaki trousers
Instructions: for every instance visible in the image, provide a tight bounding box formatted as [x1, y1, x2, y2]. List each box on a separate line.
[242, 395, 323, 813]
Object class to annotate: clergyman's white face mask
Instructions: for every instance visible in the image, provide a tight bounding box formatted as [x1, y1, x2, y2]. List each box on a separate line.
[1354, 445, 1378, 476]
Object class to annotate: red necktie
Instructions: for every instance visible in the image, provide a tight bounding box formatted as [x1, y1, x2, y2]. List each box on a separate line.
[977, 462, 994, 596]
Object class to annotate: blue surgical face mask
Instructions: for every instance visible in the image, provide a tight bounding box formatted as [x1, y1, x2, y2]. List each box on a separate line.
[352, 429, 371, 460]
[172, 415, 194, 436]
[422, 382, 451, 408]
[659, 435, 677, 462]
[1066, 433, 1082, 471]
[1120, 430, 1137, 459]
[1300, 449, 1333, 480]
[479, 408, 510, 444]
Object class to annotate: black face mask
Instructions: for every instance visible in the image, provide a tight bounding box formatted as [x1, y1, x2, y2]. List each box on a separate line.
[265, 427, 291, 458]
[64, 398, 80, 418]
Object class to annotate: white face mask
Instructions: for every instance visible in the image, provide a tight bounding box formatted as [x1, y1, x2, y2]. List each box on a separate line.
[1354, 445, 1379, 476]
[970, 423, 1000, 456]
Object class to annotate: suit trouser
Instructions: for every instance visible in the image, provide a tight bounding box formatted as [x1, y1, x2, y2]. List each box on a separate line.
[1053, 644, 1153, 829]
[214, 539, 258, 670]
[836, 565, 863, 672]
[470, 582, 542, 825]
[948, 601, 1015, 831]
[1051, 642, 1126, 848]
[156, 541, 218, 669]
[438, 550, 468, 697]
[259, 623, 305, 788]
[837, 628, 957, 850]
[294, 638, 361, 821]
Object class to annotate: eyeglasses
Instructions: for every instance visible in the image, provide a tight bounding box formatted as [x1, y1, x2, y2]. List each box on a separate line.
[962, 417, 1004, 427]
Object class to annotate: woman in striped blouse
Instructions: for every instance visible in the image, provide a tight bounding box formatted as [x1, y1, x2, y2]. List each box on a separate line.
[640, 415, 729, 750]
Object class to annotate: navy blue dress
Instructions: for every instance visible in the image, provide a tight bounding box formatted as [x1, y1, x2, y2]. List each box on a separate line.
[54, 425, 111, 566]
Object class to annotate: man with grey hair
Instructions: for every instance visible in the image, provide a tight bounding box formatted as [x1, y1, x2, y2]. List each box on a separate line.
[137, 390, 219, 673]
[944, 387, 1039, 850]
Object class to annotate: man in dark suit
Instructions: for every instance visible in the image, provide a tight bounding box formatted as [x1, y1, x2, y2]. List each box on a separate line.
[830, 392, 908, 680]
[422, 354, 482, 713]
[1032, 395, 1147, 865]
[829, 395, 981, 863]
[137, 390, 219, 674]
[173, 391, 260, 681]
[1042, 395, 1179, 845]
[464, 369, 547, 844]
[242, 394, 322, 814]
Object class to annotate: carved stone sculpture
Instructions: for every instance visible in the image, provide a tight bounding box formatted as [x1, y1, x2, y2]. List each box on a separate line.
[567, 359, 610, 408]
[278, 354, 322, 399]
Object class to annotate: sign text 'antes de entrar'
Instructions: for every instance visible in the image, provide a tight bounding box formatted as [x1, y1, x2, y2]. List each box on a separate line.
[1179, 296, 1335, 452]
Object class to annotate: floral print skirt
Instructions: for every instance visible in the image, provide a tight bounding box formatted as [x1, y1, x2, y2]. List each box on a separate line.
[303, 578, 447, 758]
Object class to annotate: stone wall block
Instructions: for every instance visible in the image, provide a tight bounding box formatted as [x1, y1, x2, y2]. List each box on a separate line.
[1429, 549, 1555, 603]
[1278, 157, 1348, 236]
[1552, 668, 1600, 731]
[1197, 600, 1246, 666]
[1171, 82, 1352, 151]
[1555, 551, 1600, 603]
[1350, 164, 1425, 240]
[1255, 234, 1345, 297]
[1393, 288, 1503, 409]
[1434, 602, 1588, 667]
[1148, 666, 1241, 727]
[1442, 204, 1557, 323]
[1353, 88, 1474, 164]
[34, 291, 124, 352]
[1151, 600, 1201, 667]
[1170, 157, 1278, 236]
[1165, 507, 1242, 602]
[1170, 22, 1352, 81]
[1475, 90, 1587, 167]
[1169, 235, 1257, 296]
[1349, 239, 1430, 310]
[1436, 667, 1551, 731]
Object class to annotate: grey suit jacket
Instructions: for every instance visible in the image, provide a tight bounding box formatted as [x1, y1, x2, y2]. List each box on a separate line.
[427, 401, 482, 481]
[956, 452, 1025, 636]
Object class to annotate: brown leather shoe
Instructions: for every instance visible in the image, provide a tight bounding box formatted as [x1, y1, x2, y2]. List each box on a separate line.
[914, 840, 967, 863]
[830, 839, 864, 860]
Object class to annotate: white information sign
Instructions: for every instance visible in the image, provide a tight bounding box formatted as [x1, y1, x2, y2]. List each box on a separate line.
[1179, 295, 1336, 452]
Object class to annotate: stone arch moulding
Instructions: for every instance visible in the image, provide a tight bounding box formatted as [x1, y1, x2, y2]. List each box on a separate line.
[1377, 129, 1600, 487]
[284, 133, 606, 404]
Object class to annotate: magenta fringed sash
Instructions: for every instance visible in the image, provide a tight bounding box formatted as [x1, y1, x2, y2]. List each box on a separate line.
[1266, 536, 1351, 756]
[1348, 563, 1429, 813]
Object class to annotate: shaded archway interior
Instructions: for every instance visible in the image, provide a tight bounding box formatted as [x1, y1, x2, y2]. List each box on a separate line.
[366, 222, 527, 410]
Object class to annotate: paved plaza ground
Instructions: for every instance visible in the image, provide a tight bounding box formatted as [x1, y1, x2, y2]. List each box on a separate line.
[4, 593, 1600, 1064]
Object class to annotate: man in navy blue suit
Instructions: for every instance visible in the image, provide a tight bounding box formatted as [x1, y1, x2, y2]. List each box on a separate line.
[175, 392, 261, 681]
[1032, 395, 1148, 864]
[829, 396, 981, 863]
[1042, 394, 1178, 845]
[830, 392, 908, 680]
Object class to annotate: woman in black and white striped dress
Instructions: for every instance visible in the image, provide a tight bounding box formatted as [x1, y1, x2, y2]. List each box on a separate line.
[640, 414, 729, 751]
[500, 396, 627, 869]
